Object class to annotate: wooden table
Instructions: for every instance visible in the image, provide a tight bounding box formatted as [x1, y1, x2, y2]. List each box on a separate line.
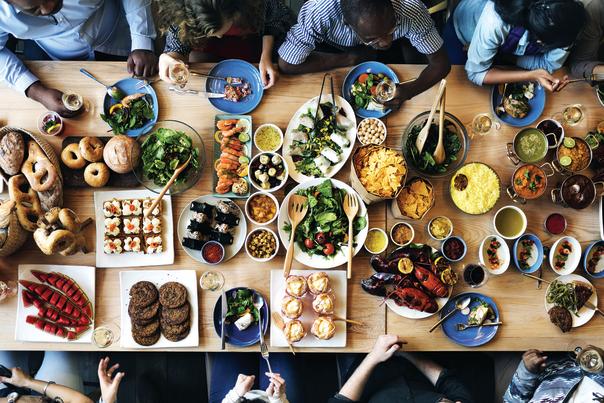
[0, 62, 602, 352]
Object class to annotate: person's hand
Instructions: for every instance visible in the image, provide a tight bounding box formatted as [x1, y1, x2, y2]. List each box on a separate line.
[383, 83, 413, 111]
[552, 74, 569, 92]
[346, 46, 377, 67]
[127, 49, 158, 78]
[158, 53, 187, 84]
[529, 69, 564, 92]
[0, 367, 32, 388]
[25, 82, 81, 118]
[98, 357, 125, 403]
[522, 349, 548, 374]
[259, 56, 278, 89]
[233, 374, 255, 398]
[265, 372, 286, 398]
[366, 334, 403, 366]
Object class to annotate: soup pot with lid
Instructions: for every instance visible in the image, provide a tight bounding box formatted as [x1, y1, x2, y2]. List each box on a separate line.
[551, 174, 604, 210]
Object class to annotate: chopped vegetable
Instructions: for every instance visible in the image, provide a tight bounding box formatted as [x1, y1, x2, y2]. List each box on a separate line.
[101, 94, 154, 134]
[226, 289, 259, 324]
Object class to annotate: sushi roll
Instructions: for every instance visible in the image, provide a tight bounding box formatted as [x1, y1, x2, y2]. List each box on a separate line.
[320, 147, 341, 164]
[192, 212, 210, 224]
[190, 201, 214, 216]
[210, 231, 234, 245]
[215, 211, 240, 226]
[182, 237, 205, 250]
[216, 200, 238, 215]
[188, 220, 212, 234]
[330, 132, 350, 148]
[313, 155, 331, 174]
[214, 223, 232, 234]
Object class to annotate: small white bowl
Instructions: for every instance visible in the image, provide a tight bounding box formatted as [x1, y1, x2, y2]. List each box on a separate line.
[364, 228, 389, 254]
[549, 236, 581, 275]
[254, 123, 284, 152]
[493, 205, 527, 240]
[244, 191, 280, 226]
[357, 118, 387, 145]
[245, 228, 279, 262]
[427, 216, 453, 241]
[479, 235, 510, 275]
[249, 152, 289, 193]
[390, 222, 414, 247]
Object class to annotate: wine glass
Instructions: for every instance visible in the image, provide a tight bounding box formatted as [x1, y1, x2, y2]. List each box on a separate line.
[169, 62, 190, 88]
[92, 322, 121, 348]
[0, 280, 17, 302]
[199, 271, 225, 292]
[553, 104, 585, 127]
[470, 113, 501, 137]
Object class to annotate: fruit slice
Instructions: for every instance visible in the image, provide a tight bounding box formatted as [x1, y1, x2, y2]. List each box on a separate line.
[563, 137, 576, 148]
[397, 258, 414, 274]
[559, 156, 572, 166]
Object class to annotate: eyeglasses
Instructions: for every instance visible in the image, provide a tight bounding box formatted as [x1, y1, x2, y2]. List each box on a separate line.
[347, 23, 396, 47]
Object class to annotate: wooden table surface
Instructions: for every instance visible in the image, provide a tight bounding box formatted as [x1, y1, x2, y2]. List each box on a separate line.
[0, 62, 602, 352]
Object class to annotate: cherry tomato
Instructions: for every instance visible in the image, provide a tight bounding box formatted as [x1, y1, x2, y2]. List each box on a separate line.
[304, 238, 314, 249]
[315, 232, 326, 245]
[323, 243, 335, 255]
[370, 85, 377, 96]
[358, 73, 369, 84]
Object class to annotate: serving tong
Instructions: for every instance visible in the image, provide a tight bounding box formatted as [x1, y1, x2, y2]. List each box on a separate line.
[313, 73, 337, 127]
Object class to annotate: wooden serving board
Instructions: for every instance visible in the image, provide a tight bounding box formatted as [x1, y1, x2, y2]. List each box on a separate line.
[60, 136, 138, 188]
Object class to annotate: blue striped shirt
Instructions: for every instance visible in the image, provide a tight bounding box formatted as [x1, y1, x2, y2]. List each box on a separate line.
[278, 0, 443, 65]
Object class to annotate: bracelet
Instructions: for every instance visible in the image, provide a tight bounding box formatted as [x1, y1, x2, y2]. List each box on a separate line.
[43, 380, 56, 396]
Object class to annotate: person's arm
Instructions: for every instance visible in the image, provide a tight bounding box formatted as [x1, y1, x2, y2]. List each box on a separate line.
[504, 350, 547, 402]
[516, 48, 569, 74]
[121, 0, 158, 77]
[259, 35, 279, 89]
[336, 334, 403, 402]
[569, 1, 604, 79]
[222, 374, 255, 403]
[0, 367, 92, 403]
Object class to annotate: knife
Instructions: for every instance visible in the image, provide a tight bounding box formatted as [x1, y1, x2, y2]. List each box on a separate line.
[168, 86, 225, 98]
[271, 312, 295, 355]
[220, 290, 227, 350]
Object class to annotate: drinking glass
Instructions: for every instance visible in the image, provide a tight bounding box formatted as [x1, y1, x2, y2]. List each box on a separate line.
[92, 322, 120, 348]
[374, 80, 396, 104]
[463, 264, 489, 288]
[574, 345, 604, 373]
[169, 62, 190, 88]
[471, 113, 501, 137]
[200, 271, 225, 292]
[553, 104, 585, 126]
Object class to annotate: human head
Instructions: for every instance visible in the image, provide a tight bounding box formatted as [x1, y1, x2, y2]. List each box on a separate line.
[494, 0, 586, 49]
[5, 0, 62, 16]
[341, 0, 397, 50]
[155, 0, 263, 46]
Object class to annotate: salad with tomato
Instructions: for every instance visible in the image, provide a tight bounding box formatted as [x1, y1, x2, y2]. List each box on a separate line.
[350, 72, 390, 111]
[283, 180, 367, 258]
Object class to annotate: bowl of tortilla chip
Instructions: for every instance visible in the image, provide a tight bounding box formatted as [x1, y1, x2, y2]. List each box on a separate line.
[390, 177, 435, 220]
[351, 144, 407, 204]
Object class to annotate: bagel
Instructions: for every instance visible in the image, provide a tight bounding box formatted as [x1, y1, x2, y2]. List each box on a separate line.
[8, 174, 43, 232]
[84, 162, 110, 188]
[61, 143, 86, 169]
[33, 228, 75, 255]
[21, 141, 58, 192]
[79, 136, 104, 162]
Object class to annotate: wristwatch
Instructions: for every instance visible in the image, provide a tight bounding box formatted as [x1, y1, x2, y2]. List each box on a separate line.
[7, 392, 20, 403]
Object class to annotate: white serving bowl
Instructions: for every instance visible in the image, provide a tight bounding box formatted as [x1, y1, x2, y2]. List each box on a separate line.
[249, 152, 289, 193]
[479, 235, 510, 275]
[254, 123, 284, 152]
[549, 236, 581, 275]
[245, 227, 280, 262]
[364, 228, 388, 254]
[357, 118, 387, 145]
[244, 191, 280, 226]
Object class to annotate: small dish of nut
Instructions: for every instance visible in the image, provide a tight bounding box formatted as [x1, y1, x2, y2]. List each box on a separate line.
[357, 118, 387, 145]
[245, 228, 279, 262]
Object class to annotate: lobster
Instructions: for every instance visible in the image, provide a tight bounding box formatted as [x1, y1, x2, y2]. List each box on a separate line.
[389, 287, 438, 313]
[413, 266, 449, 298]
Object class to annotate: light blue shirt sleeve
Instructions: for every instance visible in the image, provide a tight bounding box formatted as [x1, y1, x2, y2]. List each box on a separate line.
[0, 29, 39, 94]
[121, 0, 156, 51]
[516, 48, 570, 73]
[278, 1, 325, 65]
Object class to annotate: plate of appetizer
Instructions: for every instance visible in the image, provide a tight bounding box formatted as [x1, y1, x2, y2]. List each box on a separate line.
[213, 115, 252, 198]
[212, 287, 269, 347]
[283, 95, 356, 183]
[479, 235, 510, 275]
[16, 265, 95, 343]
[583, 240, 604, 279]
[101, 78, 158, 137]
[178, 196, 246, 264]
[270, 269, 347, 347]
[361, 244, 457, 319]
[277, 179, 368, 269]
[549, 236, 581, 275]
[491, 82, 545, 127]
[342, 61, 399, 119]
[93, 189, 174, 268]
[205, 59, 263, 114]
[119, 270, 199, 348]
[545, 274, 597, 331]
[440, 293, 500, 347]
[513, 233, 543, 273]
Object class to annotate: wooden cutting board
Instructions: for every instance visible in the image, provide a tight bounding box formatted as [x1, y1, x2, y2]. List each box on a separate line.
[60, 136, 138, 188]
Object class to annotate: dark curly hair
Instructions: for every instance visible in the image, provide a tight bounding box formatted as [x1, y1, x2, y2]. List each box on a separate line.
[155, 0, 264, 46]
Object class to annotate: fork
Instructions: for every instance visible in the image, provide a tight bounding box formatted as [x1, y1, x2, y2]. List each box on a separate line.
[343, 192, 359, 280]
[253, 294, 272, 374]
[135, 79, 157, 89]
[456, 321, 502, 331]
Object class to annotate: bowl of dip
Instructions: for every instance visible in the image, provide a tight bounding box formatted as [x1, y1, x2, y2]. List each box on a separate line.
[390, 222, 414, 247]
[493, 205, 527, 240]
[428, 216, 453, 240]
[441, 236, 467, 262]
[254, 123, 283, 152]
[364, 228, 388, 254]
[201, 241, 225, 265]
[506, 128, 553, 165]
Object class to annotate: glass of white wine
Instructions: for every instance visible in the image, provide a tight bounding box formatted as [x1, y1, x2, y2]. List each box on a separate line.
[470, 113, 501, 137]
[374, 79, 396, 104]
[553, 104, 585, 126]
[200, 271, 225, 292]
[92, 322, 120, 348]
[169, 62, 190, 88]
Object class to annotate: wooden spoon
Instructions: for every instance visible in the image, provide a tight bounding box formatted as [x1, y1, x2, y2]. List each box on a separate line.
[271, 312, 295, 355]
[433, 88, 447, 165]
[415, 79, 447, 154]
[343, 193, 359, 280]
[333, 315, 364, 326]
[283, 194, 308, 278]
[144, 155, 192, 218]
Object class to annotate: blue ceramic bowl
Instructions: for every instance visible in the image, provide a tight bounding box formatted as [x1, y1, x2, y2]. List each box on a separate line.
[441, 236, 467, 262]
[582, 240, 604, 279]
[102, 77, 159, 137]
[491, 83, 546, 127]
[205, 59, 264, 114]
[513, 233, 544, 273]
[342, 62, 399, 119]
[213, 287, 269, 347]
[440, 292, 500, 347]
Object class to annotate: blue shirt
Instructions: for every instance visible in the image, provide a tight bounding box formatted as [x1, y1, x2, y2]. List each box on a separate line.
[278, 0, 443, 65]
[0, 0, 156, 94]
[453, 0, 570, 85]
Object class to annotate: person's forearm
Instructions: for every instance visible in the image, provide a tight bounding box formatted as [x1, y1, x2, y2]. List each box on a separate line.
[25, 81, 46, 103]
[398, 48, 450, 101]
[482, 67, 533, 85]
[261, 35, 275, 61]
[25, 378, 92, 403]
[594, 65, 604, 76]
[338, 356, 377, 401]
[278, 52, 351, 74]
[399, 352, 443, 385]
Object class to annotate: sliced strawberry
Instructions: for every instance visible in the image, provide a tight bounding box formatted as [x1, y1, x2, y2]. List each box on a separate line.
[25, 315, 37, 325]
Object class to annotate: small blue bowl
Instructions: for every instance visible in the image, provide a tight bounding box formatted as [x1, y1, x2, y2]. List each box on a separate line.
[441, 236, 467, 262]
[342, 61, 399, 119]
[583, 241, 604, 279]
[513, 233, 543, 273]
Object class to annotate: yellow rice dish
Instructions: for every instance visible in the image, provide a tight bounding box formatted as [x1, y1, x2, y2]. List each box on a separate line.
[450, 162, 500, 215]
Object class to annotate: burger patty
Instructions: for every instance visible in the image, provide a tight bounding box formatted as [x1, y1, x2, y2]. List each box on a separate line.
[548, 306, 572, 333]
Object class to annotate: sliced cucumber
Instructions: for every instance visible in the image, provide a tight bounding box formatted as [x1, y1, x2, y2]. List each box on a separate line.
[559, 156, 572, 166]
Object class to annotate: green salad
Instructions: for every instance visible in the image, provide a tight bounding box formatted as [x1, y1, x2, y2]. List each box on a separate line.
[284, 180, 367, 258]
[141, 128, 199, 186]
[406, 122, 462, 175]
[350, 72, 389, 111]
[226, 289, 259, 323]
[101, 93, 154, 134]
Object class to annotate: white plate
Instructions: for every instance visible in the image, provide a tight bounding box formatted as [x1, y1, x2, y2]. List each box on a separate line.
[119, 270, 199, 349]
[277, 178, 368, 269]
[16, 264, 95, 344]
[283, 95, 357, 183]
[270, 269, 347, 347]
[94, 189, 174, 268]
[549, 236, 581, 275]
[479, 235, 510, 275]
[177, 195, 246, 263]
[544, 274, 597, 328]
